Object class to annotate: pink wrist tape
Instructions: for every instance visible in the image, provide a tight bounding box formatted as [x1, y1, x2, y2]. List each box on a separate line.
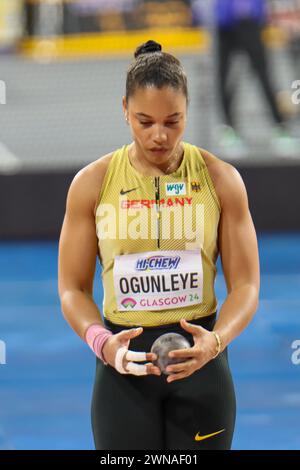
[85, 323, 113, 365]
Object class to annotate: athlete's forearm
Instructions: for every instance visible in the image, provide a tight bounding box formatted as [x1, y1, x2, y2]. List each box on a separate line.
[60, 289, 104, 340]
[212, 283, 259, 351]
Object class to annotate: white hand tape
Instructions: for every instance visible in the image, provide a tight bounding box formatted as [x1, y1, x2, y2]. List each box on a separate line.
[115, 347, 148, 375]
[126, 350, 147, 362]
[115, 346, 130, 374]
[126, 362, 148, 376]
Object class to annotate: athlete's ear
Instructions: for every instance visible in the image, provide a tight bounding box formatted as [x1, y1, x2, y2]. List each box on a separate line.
[122, 96, 128, 118]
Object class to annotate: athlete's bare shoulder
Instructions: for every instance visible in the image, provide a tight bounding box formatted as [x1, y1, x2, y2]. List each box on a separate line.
[198, 147, 246, 210]
[88, 151, 114, 187]
[79, 150, 114, 182]
[66, 150, 115, 218]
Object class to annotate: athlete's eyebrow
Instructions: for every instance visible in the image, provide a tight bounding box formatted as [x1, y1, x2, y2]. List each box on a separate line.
[135, 112, 182, 118]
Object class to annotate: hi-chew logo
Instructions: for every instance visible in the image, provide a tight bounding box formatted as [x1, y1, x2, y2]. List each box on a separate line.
[136, 255, 181, 271]
[165, 182, 186, 196]
[0, 80, 6, 105]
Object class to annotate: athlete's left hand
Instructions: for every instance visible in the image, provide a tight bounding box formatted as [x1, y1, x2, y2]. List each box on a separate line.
[165, 319, 219, 383]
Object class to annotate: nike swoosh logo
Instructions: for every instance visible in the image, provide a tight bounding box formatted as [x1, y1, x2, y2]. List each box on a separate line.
[120, 187, 139, 195]
[195, 429, 225, 441]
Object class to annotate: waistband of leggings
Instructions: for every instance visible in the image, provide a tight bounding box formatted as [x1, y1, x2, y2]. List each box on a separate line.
[103, 312, 217, 334]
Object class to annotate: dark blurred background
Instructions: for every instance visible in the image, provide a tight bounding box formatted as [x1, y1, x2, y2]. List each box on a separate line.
[0, 0, 300, 237]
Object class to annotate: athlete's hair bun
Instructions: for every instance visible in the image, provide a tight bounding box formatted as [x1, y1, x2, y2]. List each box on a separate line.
[134, 40, 162, 59]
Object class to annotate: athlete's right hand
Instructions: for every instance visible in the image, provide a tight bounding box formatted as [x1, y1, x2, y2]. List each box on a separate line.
[102, 327, 161, 376]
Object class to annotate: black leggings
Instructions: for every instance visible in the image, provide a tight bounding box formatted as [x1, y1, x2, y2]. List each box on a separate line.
[91, 313, 236, 450]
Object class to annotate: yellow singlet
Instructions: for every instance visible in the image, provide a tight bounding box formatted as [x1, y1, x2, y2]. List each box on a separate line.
[94, 141, 221, 327]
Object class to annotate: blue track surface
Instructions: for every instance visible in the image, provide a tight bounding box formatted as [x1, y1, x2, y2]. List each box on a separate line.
[0, 233, 299, 449]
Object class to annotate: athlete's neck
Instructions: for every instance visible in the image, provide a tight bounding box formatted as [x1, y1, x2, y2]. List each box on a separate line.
[128, 142, 184, 176]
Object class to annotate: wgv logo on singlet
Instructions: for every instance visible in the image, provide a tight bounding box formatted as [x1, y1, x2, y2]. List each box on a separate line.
[165, 182, 186, 196]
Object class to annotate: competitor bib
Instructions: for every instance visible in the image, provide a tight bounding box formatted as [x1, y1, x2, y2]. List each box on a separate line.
[113, 250, 203, 311]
